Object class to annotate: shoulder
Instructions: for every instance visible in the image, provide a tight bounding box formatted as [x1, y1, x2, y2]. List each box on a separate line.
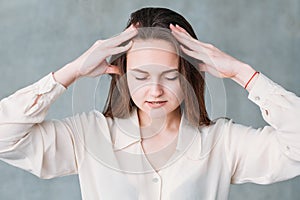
[62, 110, 116, 145]
[198, 117, 235, 155]
[201, 117, 233, 134]
[63, 110, 114, 130]
[204, 117, 251, 138]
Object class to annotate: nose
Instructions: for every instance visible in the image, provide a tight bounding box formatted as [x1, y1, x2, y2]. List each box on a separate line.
[149, 83, 164, 98]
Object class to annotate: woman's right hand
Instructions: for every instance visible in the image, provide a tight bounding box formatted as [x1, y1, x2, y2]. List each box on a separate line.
[54, 25, 137, 87]
[74, 25, 137, 77]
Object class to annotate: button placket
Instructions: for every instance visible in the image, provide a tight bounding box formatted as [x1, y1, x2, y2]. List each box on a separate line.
[152, 177, 159, 183]
[147, 174, 162, 200]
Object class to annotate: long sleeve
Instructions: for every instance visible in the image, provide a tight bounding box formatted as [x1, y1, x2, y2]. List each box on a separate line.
[0, 73, 78, 179]
[224, 73, 300, 184]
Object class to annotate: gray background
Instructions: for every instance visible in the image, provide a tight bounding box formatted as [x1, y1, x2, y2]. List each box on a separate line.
[0, 0, 300, 199]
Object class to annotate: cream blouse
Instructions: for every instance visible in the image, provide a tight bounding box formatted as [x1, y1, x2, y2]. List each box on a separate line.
[0, 72, 300, 200]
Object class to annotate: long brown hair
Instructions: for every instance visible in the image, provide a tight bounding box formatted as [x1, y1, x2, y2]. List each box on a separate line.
[103, 7, 211, 126]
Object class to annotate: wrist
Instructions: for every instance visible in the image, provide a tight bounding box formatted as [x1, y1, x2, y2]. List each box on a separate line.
[67, 61, 83, 80]
[53, 62, 81, 88]
[231, 64, 257, 91]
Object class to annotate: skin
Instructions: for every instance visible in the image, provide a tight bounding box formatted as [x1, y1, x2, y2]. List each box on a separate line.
[53, 25, 138, 87]
[126, 40, 183, 128]
[52, 24, 259, 159]
[126, 39, 183, 164]
[169, 24, 258, 90]
[53, 24, 257, 90]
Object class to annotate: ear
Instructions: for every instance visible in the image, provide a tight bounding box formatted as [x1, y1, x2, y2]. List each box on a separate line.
[133, 22, 140, 28]
[105, 65, 121, 75]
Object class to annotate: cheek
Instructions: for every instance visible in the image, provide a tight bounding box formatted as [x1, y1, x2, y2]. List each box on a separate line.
[163, 81, 185, 102]
[169, 89, 184, 105]
[127, 77, 146, 98]
[130, 88, 145, 100]
[127, 78, 146, 104]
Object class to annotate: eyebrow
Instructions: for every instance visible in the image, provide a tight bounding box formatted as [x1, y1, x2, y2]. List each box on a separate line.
[131, 68, 178, 74]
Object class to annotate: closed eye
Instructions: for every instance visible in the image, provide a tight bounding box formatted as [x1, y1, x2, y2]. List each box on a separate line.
[165, 76, 178, 80]
[135, 77, 148, 80]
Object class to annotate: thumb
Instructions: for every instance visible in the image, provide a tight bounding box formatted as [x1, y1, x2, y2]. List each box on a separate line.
[104, 65, 121, 75]
[199, 63, 208, 72]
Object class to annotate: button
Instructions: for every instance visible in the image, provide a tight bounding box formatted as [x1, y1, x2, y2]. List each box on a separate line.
[285, 146, 291, 154]
[265, 110, 269, 116]
[255, 96, 260, 101]
[152, 177, 159, 183]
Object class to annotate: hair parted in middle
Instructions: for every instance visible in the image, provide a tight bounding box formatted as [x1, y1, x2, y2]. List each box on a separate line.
[103, 7, 211, 127]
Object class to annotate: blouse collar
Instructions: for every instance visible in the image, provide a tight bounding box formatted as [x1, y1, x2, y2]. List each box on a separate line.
[113, 108, 201, 154]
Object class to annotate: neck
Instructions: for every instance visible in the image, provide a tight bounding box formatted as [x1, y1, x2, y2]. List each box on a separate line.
[138, 107, 181, 139]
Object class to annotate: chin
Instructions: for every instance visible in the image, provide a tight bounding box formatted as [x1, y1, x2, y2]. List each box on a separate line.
[148, 108, 169, 118]
[145, 106, 180, 118]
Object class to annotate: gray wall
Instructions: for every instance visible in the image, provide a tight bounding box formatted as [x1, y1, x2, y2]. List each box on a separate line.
[0, 0, 299, 199]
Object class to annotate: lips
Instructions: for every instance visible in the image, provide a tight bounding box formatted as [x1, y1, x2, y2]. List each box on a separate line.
[146, 101, 167, 104]
[146, 100, 167, 108]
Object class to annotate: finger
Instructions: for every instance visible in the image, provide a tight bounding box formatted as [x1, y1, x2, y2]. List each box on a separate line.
[175, 24, 191, 37]
[180, 45, 215, 69]
[174, 31, 208, 51]
[170, 23, 191, 38]
[169, 23, 177, 30]
[180, 45, 207, 61]
[172, 31, 200, 52]
[199, 63, 208, 72]
[106, 40, 133, 56]
[175, 24, 187, 32]
[105, 27, 137, 48]
[94, 25, 136, 48]
[171, 24, 212, 48]
[170, 23, 182, 32]
[173, 31, 214, 58]
[170, 24, 187, 36]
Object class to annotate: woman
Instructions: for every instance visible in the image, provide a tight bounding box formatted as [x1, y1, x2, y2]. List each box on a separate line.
[1, 7, 300, 200]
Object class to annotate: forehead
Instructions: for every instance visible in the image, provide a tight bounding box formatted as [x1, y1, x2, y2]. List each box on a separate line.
[126, 39, 179, 71]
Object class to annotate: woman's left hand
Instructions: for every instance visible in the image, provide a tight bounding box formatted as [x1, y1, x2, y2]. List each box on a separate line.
[170, 24, 253, 80]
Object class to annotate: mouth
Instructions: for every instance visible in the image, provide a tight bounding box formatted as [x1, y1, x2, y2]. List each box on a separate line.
[145, 100, 167, 108]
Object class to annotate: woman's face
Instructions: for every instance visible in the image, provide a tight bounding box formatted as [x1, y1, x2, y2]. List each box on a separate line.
[126, 39, 184, 118]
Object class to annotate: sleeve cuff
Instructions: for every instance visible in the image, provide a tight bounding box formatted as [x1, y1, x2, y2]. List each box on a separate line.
[34, 72, 67, 95]
[248, 73, 278, 108]
[23, 73, 67, 116]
